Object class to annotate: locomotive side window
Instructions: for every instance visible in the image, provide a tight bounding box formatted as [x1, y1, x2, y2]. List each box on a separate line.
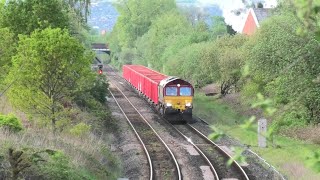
[166, 87, 177, 96]
[180, 87, 192, 96]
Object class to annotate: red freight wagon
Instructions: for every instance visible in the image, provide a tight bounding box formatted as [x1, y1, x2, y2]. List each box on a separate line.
[123, 65, 167, 104]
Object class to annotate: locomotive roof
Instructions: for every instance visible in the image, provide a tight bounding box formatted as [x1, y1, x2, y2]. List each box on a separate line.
[159, 76, 193, 87]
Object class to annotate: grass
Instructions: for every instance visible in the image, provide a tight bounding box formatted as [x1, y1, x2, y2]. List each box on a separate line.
[194, 93, 247, 126]
[193, 92, 320, 179]
[0, 127, 121, 179]
[0, 95, 122, 179]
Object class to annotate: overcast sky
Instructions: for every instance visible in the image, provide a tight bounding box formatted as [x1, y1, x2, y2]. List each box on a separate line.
[92, 0, 278, 32]
[194, 0, 278, 32]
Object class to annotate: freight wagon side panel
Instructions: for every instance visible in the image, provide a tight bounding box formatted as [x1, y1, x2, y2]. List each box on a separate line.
[151, 81, 158, 104]
[122, 65, 168, 105]
[143, 76, 152, 100]
[123, 66, 129, 82]
[133, 70, 139, 90]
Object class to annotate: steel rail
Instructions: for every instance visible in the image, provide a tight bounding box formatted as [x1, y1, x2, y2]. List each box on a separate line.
[109, 87, 153, 180]
[110, 81, 182, 180]
[106, 65, 247, 179]
[187, 124, 250, 180]
[171, 124, 220, 180]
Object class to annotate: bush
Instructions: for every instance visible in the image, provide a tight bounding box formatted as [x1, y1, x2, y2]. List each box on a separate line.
[69, 123, 91, 137]
[39, 150, 95, 180]
[276, 106, 309, 128]
[89, 76, 109, 104]
[0, 113, 23, 132]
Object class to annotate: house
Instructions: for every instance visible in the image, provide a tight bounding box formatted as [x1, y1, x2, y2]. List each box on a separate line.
[242, 8, 272, 35]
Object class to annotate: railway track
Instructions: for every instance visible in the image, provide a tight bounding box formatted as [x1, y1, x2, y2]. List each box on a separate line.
[108, 77, 181, 180]
[105, 65, 250, 180]
[172, 123, 249, 180]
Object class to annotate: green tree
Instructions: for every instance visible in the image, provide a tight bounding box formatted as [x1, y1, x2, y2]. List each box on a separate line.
[216, 35, 247, 96]
[114, 0, 176, 48]
[0, 28, 16, 89]
[165, 41, 220, 88]
[6, 28, 93, 132]
[243, 13, 320, 124]
[142, 10, 191, 70]
[0, 0, 70, 36]
[293, 0, 320, 40]
[66, 0, 91, 22]
[210, 16, 228, 39]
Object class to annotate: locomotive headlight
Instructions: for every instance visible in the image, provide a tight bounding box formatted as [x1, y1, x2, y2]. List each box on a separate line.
[186, 102, 192, 107]
[166, 103, 172, 107]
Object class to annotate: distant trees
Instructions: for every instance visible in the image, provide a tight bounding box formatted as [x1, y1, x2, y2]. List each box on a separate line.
[141, 10, 191, 70]
[6, 28, 93, 132]
[109, 0, 320, 126]
[66, 0, 91, 22]
[112, 0, 176, 48]
[109, 0, 243, 92]
[210, 16, 228, 38]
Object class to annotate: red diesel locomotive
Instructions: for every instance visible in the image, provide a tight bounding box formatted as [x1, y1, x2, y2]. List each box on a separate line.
[123, 65, 194, 121]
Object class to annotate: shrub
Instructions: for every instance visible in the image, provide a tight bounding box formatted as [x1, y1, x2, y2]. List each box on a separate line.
[89, 75, 109, 104]
[39, 150, 95, 180]
[69, 123, 91, 137]
[0, 113, 23, 132]
[276, 106, 309, 128]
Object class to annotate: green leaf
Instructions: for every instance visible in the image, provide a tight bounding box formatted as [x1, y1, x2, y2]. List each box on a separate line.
[208, 126, 224, 141]
[242, 64, 250, 77]
[227, 147, 247, 167]
[240, 116, 256, 130]
[306, 151, 320, 172]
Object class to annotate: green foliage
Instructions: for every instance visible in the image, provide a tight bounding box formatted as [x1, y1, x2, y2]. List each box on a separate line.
[164, 34, 247, 91]
[226, 147, 246, 167]
[193, 93, 247, 126]
[252, 93, 277, 116]
[6, 27, 93, 131]
[70, 123, 91, 137]
[144, 10, 191, 70]
[293, 0, 320, 40]
[164, 41, 218, 87]
[89, 75, 109, 104]
[208, 126, 225, 141]
[39, 150, 95, 180]
[243, 13, 320, 124]
[275, 105, 309, 127]
[215, 35, 247, 95]
[240, 116, 256, 130]
[113, 0, 176, 48]
[0, 0, 70, 36]
[210, 16, 228, 38]
[0, 28, 16, 86]
[0, 113, 23, 132]
[306, 151, 320, 173]
[66, 0, 91, 23]
[119, 47, 137, 65]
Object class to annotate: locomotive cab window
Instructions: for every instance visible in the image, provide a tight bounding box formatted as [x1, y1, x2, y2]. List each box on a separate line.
[165, 87, 178, 96]
[179, 87, 192, 96]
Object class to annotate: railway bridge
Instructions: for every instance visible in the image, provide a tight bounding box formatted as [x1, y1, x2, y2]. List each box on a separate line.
[91, 43, 110, 72]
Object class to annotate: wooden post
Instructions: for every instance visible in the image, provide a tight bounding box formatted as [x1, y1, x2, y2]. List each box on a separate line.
[258, 118, 267, 148]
